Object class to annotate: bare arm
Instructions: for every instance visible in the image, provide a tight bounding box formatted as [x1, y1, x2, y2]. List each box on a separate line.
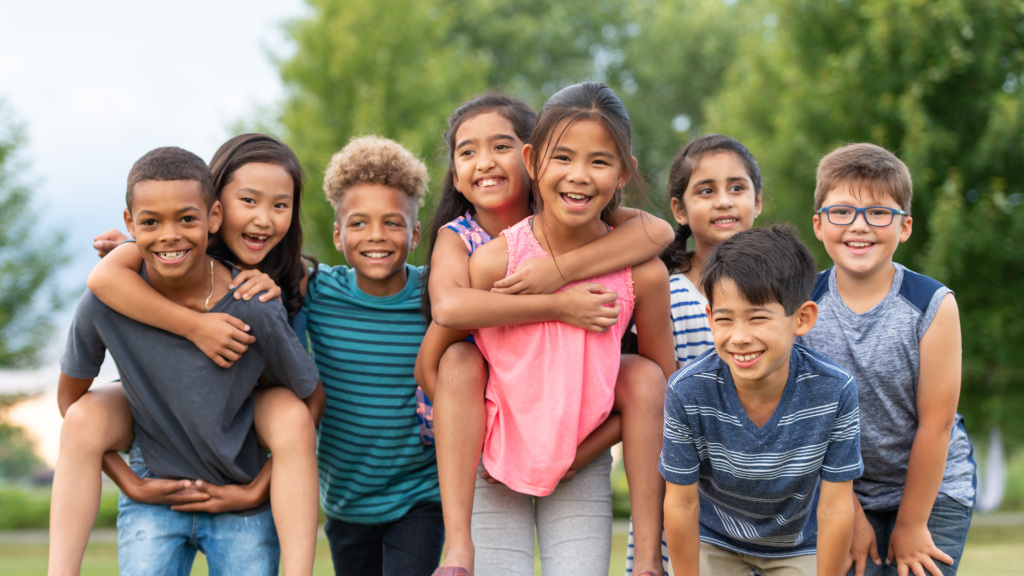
[846, 493, 882, 576]
[414, 322, 472, 401]
[87, 242, 255, 368]
[493, 208, 674, 294]
[888, 294, 961, 576]
[303, 381, 326, 425]
[817, 479, 855, 576]
[436, 232, 619, 331]
[665, 481, 700, 576]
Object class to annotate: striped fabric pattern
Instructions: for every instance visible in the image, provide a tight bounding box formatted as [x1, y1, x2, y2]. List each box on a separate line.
[668, 272, 713, 368]
[660, 344, 863, 558]
[306, 263, 439, 524]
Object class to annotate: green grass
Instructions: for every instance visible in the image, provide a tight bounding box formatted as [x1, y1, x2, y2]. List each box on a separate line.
[0, 516, 1019, 575]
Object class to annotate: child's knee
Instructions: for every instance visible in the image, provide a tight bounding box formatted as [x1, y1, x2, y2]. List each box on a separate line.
[255, 393, 315, 450]
[438, 342, 487, 392]
[61, 395, 131, 452]
[615, 355, 667, 408]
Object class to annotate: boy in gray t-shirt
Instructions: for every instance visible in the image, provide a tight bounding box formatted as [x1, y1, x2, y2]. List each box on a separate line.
[802, 143, 975, 576]
[53, 146, 321, 576]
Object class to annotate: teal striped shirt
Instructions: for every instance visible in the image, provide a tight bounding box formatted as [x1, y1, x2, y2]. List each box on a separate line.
[306, 263, 439, 524]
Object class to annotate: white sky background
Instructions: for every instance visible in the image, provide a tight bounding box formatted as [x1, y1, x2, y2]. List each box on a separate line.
[0, 0, 308, 397]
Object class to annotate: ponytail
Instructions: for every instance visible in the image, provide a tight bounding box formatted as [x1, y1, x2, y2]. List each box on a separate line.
[660, 223, 693, 274]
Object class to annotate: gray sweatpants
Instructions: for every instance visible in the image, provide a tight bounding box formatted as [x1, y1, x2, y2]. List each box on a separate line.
[472, 450, 613, 576]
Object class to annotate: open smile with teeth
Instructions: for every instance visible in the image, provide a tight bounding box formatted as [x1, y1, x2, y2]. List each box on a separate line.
[476, 177, 506, 189]
[561, 192, 591, 206]
[846, 241, 873, 248]
[243, 233, 269, 249]
[155, 249, 189, 262]
[733, 351, 762, 363]
[362, 251, 393, 259]
[713, 216, 739, 225]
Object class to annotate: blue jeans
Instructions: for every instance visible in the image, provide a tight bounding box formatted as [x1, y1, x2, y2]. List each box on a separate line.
[324, 500, 444, 576]
[849, 498, 973, 576]
[117, 446, 280, 576]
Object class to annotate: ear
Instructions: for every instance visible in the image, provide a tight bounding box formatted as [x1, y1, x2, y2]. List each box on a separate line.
[899, 214, 913, 243]
[410, 220, 422, 251]
[452, 168, 463, 195]
[754, 193, 763, 218]
[670, 197, 688, 226]
[618, 155, 638, 191]
[812, 213, 824, 242]
[207, 200, 223, 235]
[792, 300, 818, 336]
[123, 208, 136, 238]
[522, 144, 537, 180]
[333, 220, 344, 252]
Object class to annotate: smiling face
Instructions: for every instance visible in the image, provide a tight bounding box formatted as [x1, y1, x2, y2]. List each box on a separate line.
[452, 111, 532, 224]
[333, 182, 421, 297]
[708, 278, 816, 392]
[526, 118, 628, 235]
[813, 184, 912, 282]
[671, 150, 761, 254]
[124, 179, 221, 284]
[217, 162, 294, 270]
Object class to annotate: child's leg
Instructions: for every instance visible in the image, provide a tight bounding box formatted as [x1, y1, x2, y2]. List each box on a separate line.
[470, 461, 535, 576]
[615, 355, 669, 576]
[698, 542, 758, 576]
[380, 500, 445, 576]
[253, 387, 318, 576]
[323, 517, 385, 576]
[535, 450, 614, 576]
[48, 386, 134, 576]
[200, 505, 280, 576]
[432, 341, 488, 573]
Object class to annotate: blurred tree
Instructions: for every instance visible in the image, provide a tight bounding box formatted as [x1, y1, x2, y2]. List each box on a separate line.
[0, 101, 67, 368]
[0, 394, 44, 479]
[705, 0, 1024, 437]
[277, 0, 628, 264]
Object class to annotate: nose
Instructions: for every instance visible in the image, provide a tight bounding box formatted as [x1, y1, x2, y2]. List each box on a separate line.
[713, 190, 734, 208]
[367, 221, 386, 240]
[729, 324, 753, 346]
[848, 209, 871, 230]
[253, 206, 271, 228]
[476, 148, 496, 171]
[158, 222, 182, 243]
[566, 160, 590, 184]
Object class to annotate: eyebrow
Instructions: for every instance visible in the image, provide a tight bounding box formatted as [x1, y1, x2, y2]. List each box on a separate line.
[692, 176, 749, 187]
[346, 212, 407, 220]
[552, 145, 616, 160]
[455, 133, 517, 150]
[135, 206, 201, 218]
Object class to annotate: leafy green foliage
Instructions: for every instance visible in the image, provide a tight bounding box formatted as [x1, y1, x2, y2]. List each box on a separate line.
[0, 101, 68, 368]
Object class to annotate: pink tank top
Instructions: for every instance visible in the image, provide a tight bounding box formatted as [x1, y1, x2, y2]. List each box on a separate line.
[473, 217, 634, 496]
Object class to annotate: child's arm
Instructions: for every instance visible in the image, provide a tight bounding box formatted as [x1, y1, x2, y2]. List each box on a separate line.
[414, 321, 472, 401]
[888, 294, 961, 575]
[664, 482, 700, 576]
[88, 242, 255, 368]
[492, 208, 674, 294]
[444, 232, 619, 331]
[817, 479, 855, 576]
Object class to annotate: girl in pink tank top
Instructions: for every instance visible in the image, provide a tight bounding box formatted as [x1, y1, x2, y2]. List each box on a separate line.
[467, 82, 676, 576]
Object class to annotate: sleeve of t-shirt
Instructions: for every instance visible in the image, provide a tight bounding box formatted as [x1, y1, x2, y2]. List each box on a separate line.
[659, 376, 701, 486]
[820, 375, 864, 482]
[255, 301, 319, 400]
[58, 291, 108, 379]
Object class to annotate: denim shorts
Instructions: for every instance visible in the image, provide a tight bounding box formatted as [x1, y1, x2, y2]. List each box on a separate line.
[852, 498, 973, 576]
[117, 445, 280, 576]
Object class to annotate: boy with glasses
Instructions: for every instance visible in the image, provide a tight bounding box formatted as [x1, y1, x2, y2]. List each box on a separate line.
[802, 143, 976, 576]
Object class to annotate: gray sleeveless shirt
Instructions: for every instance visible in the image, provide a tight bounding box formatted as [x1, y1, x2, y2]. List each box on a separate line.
[799, 264, 975, 510]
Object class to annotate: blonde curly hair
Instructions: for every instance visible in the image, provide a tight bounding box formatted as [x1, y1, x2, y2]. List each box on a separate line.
[323, 135, 428, 217]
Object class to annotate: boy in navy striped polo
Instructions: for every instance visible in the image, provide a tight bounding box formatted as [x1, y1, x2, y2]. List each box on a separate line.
[305, 136, 442, 576]
[661, 225, 862, 576]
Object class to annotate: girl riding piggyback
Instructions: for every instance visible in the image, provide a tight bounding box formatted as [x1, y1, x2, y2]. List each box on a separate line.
[467, 82, 676, 576]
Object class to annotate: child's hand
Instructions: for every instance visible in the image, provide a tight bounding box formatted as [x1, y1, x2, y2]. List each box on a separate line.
[492, 257, 565, 294]
[888, 522, 952, 576]
[169, 479, 266, 513]
[188, 313, 254, 368]
[557, 282, 620, 332]
[230, 269, 282, 302]
[125, 477, 210, 506]
[93, 229, 129, 258]
[845, 504, 882, 576]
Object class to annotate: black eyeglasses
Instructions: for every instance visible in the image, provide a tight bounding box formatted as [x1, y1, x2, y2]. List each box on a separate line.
[816, 205, 907, 227]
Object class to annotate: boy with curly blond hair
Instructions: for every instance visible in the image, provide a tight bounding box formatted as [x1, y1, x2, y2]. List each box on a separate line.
[307, 136, 442, 575]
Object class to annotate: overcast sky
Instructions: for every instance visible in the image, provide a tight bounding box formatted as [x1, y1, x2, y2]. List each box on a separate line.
[1, 0, 308, 390]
